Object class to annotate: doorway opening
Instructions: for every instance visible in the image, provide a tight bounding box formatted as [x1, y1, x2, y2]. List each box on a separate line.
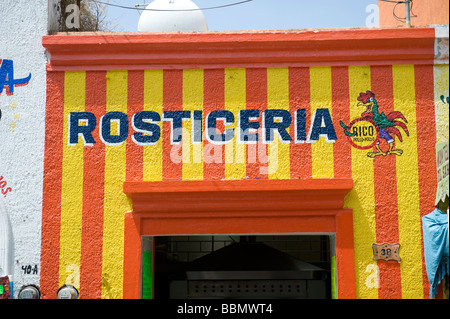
[147, 234, 334, 299]
[123, 178, 355, 299]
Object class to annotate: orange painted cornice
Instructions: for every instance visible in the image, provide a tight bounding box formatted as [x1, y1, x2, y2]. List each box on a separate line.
[42, 28, 436, 71]
[123, 179, 353, 215]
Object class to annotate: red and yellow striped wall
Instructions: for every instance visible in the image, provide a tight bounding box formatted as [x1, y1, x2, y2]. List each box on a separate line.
[41, 29, 443, 299]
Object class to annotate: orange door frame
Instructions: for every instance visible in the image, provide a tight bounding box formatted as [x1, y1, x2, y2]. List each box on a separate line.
[122, 178, 355, 299]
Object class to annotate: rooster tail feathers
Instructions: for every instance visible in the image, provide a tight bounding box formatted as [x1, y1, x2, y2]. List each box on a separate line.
[386, 111, 408, 123]
[384, 126, 403, 142]
[393, 121, 409, 136]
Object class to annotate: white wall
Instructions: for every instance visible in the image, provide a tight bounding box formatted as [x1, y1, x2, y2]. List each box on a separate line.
[0, 0, 48, 298]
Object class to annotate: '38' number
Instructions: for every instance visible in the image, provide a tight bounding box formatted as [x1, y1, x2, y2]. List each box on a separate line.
[381, 248, 392, 256]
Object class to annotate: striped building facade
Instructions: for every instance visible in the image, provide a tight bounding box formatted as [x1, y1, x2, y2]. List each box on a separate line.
[40, 28, 449, 299]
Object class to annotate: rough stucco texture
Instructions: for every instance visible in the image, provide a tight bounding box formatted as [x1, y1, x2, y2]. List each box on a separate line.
[0, 0, 48, 297]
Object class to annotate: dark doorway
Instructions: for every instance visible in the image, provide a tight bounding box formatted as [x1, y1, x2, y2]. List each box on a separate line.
[152, 234, 333, 299]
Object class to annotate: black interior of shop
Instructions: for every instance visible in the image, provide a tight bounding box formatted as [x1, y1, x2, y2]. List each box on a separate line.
[152, 235, 333, 299]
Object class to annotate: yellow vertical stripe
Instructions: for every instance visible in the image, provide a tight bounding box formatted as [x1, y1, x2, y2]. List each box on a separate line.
[345, 66, 378, 299]
[392, 65, 423, 299]
[59, 71, 85, 289]
[182, 69, 204, 180]
[143, 70, 163, 181]
[267, 67, 290, 179]
[433, 65, 449, 144]
[224, 68, 246, 179]
[102, 70, 131, 299]
[309, 67, 334, 178]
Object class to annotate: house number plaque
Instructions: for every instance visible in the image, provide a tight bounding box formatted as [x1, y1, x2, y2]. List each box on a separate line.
[372, 243, 401, 262]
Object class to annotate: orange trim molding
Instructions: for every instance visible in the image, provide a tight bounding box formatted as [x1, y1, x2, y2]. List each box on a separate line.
[124, 179, 352, 216]
[43, 28, 435, 71]
[123, 179, 356, 299]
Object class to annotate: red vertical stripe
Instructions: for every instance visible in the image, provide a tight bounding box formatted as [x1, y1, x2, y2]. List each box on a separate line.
[371, 65, 401, 299]
[41, 71, 65, 299]
[80, 71, 106, 299]
[162, 70, 183, 181]
[127, 71, 144, 181]
[414, 65, 437, 299]
[246, 68, 268, 179]
[332, 67, 352, 179]
[289, 67, 312, 179]
[203, 69, 225, 180]
[123, 71, 144, 298]
[123, 212, 141, 299]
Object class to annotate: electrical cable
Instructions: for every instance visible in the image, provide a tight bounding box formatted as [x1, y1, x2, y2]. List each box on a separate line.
[93, 0, 254, 12]
[379, 0, 406, 3]
[393, 1, 405, 21]
[379, 0, 417, 23]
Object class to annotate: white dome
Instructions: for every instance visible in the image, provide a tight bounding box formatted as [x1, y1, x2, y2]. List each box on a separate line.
[138, 0, 208, 32]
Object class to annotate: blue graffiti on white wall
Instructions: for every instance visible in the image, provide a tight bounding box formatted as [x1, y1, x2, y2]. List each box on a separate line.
[0, 59, 31, 127]
[0, 59, 31, 96]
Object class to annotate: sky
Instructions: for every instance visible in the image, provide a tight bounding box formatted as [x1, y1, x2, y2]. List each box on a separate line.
[102, 0, 380, 32]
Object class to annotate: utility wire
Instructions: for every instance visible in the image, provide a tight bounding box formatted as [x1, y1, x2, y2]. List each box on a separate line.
[93, 0, 254, 12]
[379, 0, 407, 3]
[379, 0, 417, 23]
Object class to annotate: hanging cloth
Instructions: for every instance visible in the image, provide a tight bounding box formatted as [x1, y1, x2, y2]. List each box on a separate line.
[422, 208, 449, 299]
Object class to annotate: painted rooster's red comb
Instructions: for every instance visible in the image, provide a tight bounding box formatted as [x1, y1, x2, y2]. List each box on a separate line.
[357, 91, 375, 104]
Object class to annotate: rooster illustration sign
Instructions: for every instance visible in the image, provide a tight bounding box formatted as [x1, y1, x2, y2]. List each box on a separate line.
[340, 91, 409, 158]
